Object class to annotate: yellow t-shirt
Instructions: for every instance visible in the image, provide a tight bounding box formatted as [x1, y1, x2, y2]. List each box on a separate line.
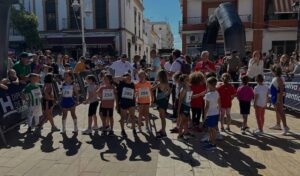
[135, 81, 152, 104]
[74, 62, 86, 73]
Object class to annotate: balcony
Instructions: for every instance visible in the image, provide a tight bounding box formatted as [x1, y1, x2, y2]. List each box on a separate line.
[180, 15, 252, 32]
[266, 13, 298, 28]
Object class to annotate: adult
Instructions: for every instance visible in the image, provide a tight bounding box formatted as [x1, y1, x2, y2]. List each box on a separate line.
[194, 51, 216, 74]
[140, 55, 147, 69]
[74, 56, 87, 73]
[225, 51, 241, 83]
[149, 50, 161, 81]
[279, 54, 293, 74]
[7, 51, 15, 69]
[164, 55, 174, 73]
[110, 54, 134, 77]
[247, 51, 264, 81]
[132, 55, 141, 81]
[56, 54, 65, 76]
[31, 54, 42, 74]
[13, 52, 32, 83]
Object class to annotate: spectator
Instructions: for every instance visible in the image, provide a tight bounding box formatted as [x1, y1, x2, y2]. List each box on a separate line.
[279, 54, 293, 73]
[56, 55, 65, 76]
[194, 51, 216, 74]
[132, 55, 141, 81]
[164, 55, 174, 73]
[74, 56, 87, 73]
[247, 50, 264, 81]
[149, 50, 161, 81]
[225, 51, 241, 83]
[31, 54, 42, 74]
[13, 52, 32, 83]
[63, 54, 70, 65]
[110, 54, 134, 77]
[7, 51, 15, 69]
[140, 55, 147, 69]
[69, 58, 76, 69]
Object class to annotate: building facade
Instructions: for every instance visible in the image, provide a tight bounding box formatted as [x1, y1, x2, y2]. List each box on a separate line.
[152, 22, 174, 49]
[180, 0, 298, 56]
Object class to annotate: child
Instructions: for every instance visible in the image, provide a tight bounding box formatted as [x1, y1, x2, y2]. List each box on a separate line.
[203, 77, 220, 150]
[82, 75, 99, 135]
[253, 74, 269, 134]
[23, 73, 43, 132]
[135, 71, 153, 133]
[269, 65, 289, 135]
[190, 72, 206, 130]
[116, 73, 136, 137]
[40, 65, 51, 84]
[237, 75, 254, 134]
[98, 74, 116, 136]
[152, 70, 171, 138]
[177, 74, 193, 141]
[60, 71, 79, 133]
[40, 73, 60, 131]
[169, 72, 182, 133]
[217, 73, 236, 131]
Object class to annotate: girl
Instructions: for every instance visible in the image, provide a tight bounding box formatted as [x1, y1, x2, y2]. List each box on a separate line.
[135, 71, 153, 133]
[177, 74, 193, 141]
[60, 71, 79, 133]
[152, 70, 171, 139]
[253, 74, 269, 134]
[237, 75, 254, 134]
[82, 75, 99, 135]
[170, 72, 182, 133]
[269, 65, 289, 135]
[98, 74, 116, 136]
[217, 73, 236, 131]
[40, 73, 60, 132]
[116, 73, 136, 137]
[190, 72, 206, 130]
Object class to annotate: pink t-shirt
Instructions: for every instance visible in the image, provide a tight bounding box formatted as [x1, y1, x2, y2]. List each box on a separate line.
[98, 85, 116, 108]
[237, 85, 254, 102]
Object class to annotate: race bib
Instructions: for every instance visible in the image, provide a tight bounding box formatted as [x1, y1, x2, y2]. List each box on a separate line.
[139, 88, 150, 98]
[62, 85, 73, 97]
[185, 91, 193, 104]
[121, 87, 134, 99]
[31, 88, 42, 99]
[102, 89, 114, 100]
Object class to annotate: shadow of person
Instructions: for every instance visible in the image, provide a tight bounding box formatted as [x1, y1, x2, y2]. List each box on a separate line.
[40, 132, 59, 153]
[0, 128, 26, 149]
[60, 133, 82, 156]
[125, 133, 151, 161]
[86, 132, 105, 150]
[22, 131, 40, 150]
[100, 135, 128, 161]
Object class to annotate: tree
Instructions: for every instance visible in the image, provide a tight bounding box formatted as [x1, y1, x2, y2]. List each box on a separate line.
[10, 7, 41, 49]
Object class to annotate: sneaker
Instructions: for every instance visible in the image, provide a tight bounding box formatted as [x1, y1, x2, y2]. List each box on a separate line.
[121, 130, 127, 137]
[253, 129, 262, 135]
[177, 135, 187, 142]
[156, 132, 167, 139]
[282, 127, 289, 135]
[204, 144, 217, 151]
[244, 126, 250, 132]
[270, 125, 282, 130]
[170, 127, 179, 133]
[226, 127, 231, 132]
[220, 127, 225, 132]
[216, 132, 223, 140]
[51, 126, 60, 132]
[241, 127, 246, 135]
[92, 126, 99, 131]
[82, 129, 92, 135]
[201, 133, 210, 142]
[72, 128, 78, 134]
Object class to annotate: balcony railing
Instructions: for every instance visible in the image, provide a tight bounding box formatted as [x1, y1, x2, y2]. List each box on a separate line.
[62, 18, 82, 30]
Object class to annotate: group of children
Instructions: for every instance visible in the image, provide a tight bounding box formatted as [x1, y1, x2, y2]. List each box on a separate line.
[21, 64, 289, 150]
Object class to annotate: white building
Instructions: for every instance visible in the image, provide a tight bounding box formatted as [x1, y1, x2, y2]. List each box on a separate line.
[180, 0, 297, 56]
[143, 18, 162, 60]
[152, 22, 174, 49]
[10, 0, 145, 60]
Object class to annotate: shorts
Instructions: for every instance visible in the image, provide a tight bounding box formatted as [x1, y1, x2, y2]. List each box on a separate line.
[180, 104, 190, 117]
[220, 108, 231, 117]
[60, 97, 76, 109]
[119, 101, 135, 109]
[239, 100, 251, 115]
[42, 99, 54, 110]
[88, 102, 99, 116]
[206, 115, 219, 128]
[100, 107, 113, 117]
[156, 98, 169, 110]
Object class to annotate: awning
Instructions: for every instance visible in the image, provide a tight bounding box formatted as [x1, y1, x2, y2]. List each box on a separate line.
[274, 0, 294, 14]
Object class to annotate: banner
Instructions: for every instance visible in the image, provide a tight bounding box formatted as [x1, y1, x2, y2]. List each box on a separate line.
[0, 83, 27, 131]
[284, 76, 300, 111]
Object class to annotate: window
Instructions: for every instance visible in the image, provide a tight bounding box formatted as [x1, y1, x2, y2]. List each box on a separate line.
[69, 0, 81, 29]
[45, 0, 57, 30]
[95, 0, 107, 29]
[272, 41, 296, 55]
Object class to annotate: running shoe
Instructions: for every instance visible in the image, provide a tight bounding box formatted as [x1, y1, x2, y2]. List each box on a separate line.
[177, 135, 188, 142]
[203, 144, 217, 151]
[201, 133, 210, 142]
[282, 127, 290, 135]
[82, 129, 92, 135]
[216, 132, 223, 140]
[51, 126, 60, 132]
[156, 132, 167, 139]
[270, 125, 282, 130]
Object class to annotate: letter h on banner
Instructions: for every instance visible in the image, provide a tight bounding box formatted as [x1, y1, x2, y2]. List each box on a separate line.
[0, 96, 14, 114]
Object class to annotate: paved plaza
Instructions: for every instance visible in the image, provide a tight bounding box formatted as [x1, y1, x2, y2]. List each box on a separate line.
[0, 100, 300, 176]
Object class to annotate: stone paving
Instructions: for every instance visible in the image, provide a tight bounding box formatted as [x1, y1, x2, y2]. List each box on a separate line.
[0, 99, 300, 176]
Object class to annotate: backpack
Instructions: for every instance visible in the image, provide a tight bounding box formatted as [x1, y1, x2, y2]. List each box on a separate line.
[176, 60, 191, 74]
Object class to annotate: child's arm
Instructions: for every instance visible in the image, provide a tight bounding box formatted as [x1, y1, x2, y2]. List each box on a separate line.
[44, 84, 54, 101]
[204, 100, 209, 120]
[192, 90, 206, 98]
[0, 83, 8, 90]
[177, 88, 186, 115]
[254, 94, 259, 108]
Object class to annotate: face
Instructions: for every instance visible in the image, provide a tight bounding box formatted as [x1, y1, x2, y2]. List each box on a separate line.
[64, 73, 71, 81]
[31, 76, 40, 83]
[121, 56, 127, 62]
[151, 51, 156, 58]
[138, 73, 146, 81]
[85, 78, 92, 85]
[8, 70, 17, 78]
[124, 75, 132, 83]
[280, 55, 287, 63]
[21, 58, 30, 65]
[202, 53, 209, 61]
[184, 77, 190, 86]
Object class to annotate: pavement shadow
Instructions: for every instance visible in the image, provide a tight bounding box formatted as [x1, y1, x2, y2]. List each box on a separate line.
[86, 132, 106, 150]
[125, 133, 151, 161]
[59, 133, 82, 156]
[100, 135, 128, 161]
[40, 132, 59, 153]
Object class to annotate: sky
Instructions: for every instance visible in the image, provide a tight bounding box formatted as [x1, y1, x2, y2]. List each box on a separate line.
[143, 0, 182, 50]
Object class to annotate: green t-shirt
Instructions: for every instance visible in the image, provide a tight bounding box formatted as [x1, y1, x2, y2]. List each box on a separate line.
[13, 61, 31, 77]
[23, 83, 43, 107]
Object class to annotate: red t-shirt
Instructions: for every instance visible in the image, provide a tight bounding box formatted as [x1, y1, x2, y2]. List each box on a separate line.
[217, 83, 236, 108]
[194, 60, 216, 73]
[98, 85, 116, 108]
[191, 84, 206, 108]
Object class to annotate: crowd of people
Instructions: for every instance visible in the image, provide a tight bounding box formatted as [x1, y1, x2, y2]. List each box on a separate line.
[0, 48, 297, 150]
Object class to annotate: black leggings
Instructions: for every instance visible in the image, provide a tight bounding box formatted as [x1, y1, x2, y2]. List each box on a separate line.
[191, 107, 202, 126]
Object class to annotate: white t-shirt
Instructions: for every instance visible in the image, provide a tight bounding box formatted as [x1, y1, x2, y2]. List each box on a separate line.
[247, 59, 264, 79]
[204, 91, 220, 116]
[170, 57, 183, 84]
[110, 60, 134, 77]
[254, 84, 269, 107]
[164, 61, 172, 72]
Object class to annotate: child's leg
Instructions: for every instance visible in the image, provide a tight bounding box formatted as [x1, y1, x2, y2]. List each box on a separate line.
[144, 105, 150, 128]
[138, 105, 143, 129]
[261, 107, 265, 131]
[255, 107, 261, 130]
[226, 108, 231, 128]
[278, 104, 288, 128]
[34, 115, 40, 127]
[178, 114, 183, 136]
[220, 108, 225, 129]
[183, 117, 189, 135]
[191, 108, 197, 126]
[159, 109, 166, 133]
[120, 109, 126, 131]
[70, 106, 78, 131]
[209, 127, 217, 145]
[196, 108, 201, 126]
[275, 104, 282, 126]
[93, 115, 98, 128]
[62, 109, 68, 132]
[242, 115, 248, 128]
[129, 107, 135, 130]
[100, 110, 106, 128]
[109, 116, 114, 131]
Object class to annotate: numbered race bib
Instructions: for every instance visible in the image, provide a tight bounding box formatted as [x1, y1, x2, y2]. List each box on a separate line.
[185, 91, 193, 104]
[102, 89, 114, 100]
[62, 85, 73, 97]
[121, 87, 134, 99]
[31, 88, 42, 99]
[139, 88, 150, 98]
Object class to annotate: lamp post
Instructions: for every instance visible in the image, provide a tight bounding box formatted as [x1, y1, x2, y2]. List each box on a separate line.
[292, 0, 300, 56]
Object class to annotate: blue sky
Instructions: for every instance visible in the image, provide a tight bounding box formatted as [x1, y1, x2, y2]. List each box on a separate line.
[144, 0, 182, 50]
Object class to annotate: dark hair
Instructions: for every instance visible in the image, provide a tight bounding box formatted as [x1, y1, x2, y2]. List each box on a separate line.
[64, 70, 73, 80]
[206, 77, 217, 87]
[271, 65, 282, 77]
[172, 49, 181, 58]
[157, 70, 168, 84]
[256, 74, 264, 83]
[29, 73, 40, 79]
[169, 54, 174, 64]
[174, 72, 182, 82]
[206, 72, 217, 79]
[241, 75, 249, 85]
[190, 72, 204, 85]
[44, 73, 54, 83]
[179, 74, 189, 83]
[221, 73, 231, 84]
[104, 74, 114, 85]
[86, 75, 97, 83]
[150, 49, 157, 54]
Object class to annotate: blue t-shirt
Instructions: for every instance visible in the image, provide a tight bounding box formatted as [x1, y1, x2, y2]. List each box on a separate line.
[149, 57, 161, 79]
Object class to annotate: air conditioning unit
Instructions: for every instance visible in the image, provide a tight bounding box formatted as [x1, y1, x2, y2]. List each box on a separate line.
[132, 35, 137, 44]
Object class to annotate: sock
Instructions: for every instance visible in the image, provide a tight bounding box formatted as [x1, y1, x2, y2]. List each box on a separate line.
[73, 119, 78, 131]
[62, 119, 66, 131]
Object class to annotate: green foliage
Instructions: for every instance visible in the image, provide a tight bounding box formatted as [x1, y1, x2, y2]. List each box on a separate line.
[10, 7, 41, 49]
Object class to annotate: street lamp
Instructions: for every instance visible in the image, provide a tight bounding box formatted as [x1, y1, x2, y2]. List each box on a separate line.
[71, 0, 86, 57]
[292, 0, 300, 55]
